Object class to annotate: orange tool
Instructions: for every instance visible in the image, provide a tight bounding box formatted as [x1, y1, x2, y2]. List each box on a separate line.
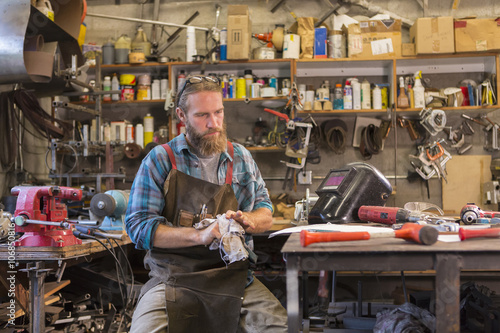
[426, 142, 444, 161]
[300, 223, 438, 247]
[459, 226, 500, 240]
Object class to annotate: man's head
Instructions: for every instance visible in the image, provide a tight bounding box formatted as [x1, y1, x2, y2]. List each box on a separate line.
[175, 75, 227, 156]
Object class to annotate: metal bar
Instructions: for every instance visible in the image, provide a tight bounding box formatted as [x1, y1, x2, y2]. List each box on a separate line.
[167, 11, 200, 43]
[87, 12, 209, 31]
[286, 255, 300, 332]
[53, 101, 100, 116]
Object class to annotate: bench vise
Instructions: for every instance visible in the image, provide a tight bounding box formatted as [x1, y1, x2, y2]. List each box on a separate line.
[11, 186, 83, 247]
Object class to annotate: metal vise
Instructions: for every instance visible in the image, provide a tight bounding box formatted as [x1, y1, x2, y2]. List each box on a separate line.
[11, 186, 83, 247]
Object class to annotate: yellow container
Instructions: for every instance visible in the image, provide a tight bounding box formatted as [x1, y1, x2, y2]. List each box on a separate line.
[120, 74, 136, 86]
[143, 114, 154, 146]
[236, 77, 246, 99]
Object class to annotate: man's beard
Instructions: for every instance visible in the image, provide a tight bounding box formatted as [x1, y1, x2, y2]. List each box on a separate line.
[186, 121, 227, 156]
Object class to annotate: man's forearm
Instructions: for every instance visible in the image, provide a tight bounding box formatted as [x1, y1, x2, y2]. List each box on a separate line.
[152, 223, 219, 248]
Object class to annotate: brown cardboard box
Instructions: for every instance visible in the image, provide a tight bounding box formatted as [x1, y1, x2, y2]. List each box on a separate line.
[410, 17, 455, 54]
[454, 18, 500, 52]
[402, 43, 416, 56]
[345, 19, 402, 59]
[227, 5, 252, 60]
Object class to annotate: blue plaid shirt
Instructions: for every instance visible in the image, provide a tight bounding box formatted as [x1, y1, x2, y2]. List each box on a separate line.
[125, 134, 273, 250]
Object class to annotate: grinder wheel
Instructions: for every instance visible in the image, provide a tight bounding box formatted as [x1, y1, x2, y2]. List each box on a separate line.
[90, 193, 116, 217]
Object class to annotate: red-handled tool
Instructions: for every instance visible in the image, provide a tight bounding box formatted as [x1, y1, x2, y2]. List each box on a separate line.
[460, 203, 500, 224]
[459, 226, 500, 240]
[358, 206, 420, 225]
[300, 223, 438, 247]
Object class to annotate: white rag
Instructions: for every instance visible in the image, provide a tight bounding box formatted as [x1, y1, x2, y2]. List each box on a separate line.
[194, 214, 248, 265]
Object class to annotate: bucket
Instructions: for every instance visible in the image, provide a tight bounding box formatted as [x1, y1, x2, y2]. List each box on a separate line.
[327, 32, 346, 58]
[283, 34, 300, 59]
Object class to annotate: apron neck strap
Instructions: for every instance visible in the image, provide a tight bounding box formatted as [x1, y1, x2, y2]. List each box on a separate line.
[162, 143, 177, 170]
[225, 141, 234, 185]
[162, 142, 234, 184]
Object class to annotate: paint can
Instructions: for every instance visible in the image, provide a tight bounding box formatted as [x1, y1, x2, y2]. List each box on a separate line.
[283, 34, 300, 59]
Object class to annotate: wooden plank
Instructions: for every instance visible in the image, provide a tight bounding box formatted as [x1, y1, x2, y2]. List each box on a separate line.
[44, 280, 71, 299]
[442, 155, 491, 215]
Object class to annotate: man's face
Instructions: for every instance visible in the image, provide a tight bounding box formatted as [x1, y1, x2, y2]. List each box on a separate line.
[177, 91, 227, 156]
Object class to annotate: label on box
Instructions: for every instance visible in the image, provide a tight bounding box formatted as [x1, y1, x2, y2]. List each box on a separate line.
[371, 38, 393, 55]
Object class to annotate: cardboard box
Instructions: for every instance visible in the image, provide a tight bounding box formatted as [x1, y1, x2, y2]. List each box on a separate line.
[227, 5, 252, 60]
[345, 19, 402, 59]
[314, 27, 328, 58]
[410, 17, 455, 54]
[454, 18, 500, 52]
[402, 43, 416, 56]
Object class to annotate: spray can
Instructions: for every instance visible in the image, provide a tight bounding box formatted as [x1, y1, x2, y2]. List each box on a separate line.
[221, 74, 229, 98]
[269, 75, 278, 91]
[144, 114, 154, 146]
[186, 26, 196, 62]
[351, 78, 361, 110]
[135, 124, 144, 148]
[126, 124, 134, 143]
[229, 75, 236, 98]
[244, 69, 253, 98]
[372, 85, 382, 110]
[220, 27, 227, 61]
[343, 80, 353, 110]
[236, 77, 246, 99]
[361, 79, 371, 109]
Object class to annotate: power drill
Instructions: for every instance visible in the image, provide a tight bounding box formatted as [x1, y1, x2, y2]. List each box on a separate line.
[460, 203, 500, 224]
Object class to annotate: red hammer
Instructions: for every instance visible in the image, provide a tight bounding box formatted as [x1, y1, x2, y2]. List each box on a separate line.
[300, 223, 439, 247]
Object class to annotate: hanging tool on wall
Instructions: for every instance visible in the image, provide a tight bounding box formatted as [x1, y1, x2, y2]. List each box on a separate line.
[419, 108, 446, 136]
[409, 140, 452, 183]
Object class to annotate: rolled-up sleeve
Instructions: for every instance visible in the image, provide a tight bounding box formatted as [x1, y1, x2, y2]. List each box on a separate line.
[125, 147, 170, 250]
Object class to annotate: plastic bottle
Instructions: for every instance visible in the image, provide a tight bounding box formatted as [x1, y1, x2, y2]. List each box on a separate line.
[333, 84, 344, 110]
[111, 74, 120, 101]
[269, 75, 278, 91]
[135, 124, 144, 148]
[177, 70, 186, 93]
[236, 77, 246, 98]
[351, 78, 361, 110]
[413, 77, 426, 108]
[160, 75, 169, 100]
[103, 76, 111, 102]
[361, 79, 371, 109]
[144, 114, 154, 146]
[343, 80, 353, 110]
[372, 85, 382, 110]
[131, 27, 151, 56]
[151, 78, 161, 100]
[244, 69, 253, 98]
[114, 35, 131, 64]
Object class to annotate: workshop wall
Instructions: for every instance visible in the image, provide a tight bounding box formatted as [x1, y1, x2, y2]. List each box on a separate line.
[3, 0, 500, 211]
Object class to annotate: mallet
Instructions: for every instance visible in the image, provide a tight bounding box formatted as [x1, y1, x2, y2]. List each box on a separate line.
[300, 223, 438, 247]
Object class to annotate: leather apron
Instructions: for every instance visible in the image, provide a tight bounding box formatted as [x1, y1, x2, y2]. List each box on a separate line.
[143, 142, 249, 333]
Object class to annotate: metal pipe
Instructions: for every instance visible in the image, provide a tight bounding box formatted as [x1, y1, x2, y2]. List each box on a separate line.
[87, 12, 210, 31]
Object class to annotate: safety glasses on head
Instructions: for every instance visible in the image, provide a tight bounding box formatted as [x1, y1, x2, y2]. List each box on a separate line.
[177, 75, 220, 107]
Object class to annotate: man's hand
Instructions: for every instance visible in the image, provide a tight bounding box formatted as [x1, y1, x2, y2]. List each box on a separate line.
[198, 221, 221, 246]
[226, 210, 256, 233]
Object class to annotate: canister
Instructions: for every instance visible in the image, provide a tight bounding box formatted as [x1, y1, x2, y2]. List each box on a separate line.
[236, 77, 246, 99]
[251, 83, 261, 98]
[283, 34, 300, 59]
[120, 74, 136, 101]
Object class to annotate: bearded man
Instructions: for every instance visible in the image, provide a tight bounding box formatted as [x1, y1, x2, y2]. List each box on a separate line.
[125, 75, 288, 333]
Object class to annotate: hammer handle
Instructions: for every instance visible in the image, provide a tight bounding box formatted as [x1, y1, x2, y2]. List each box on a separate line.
[459, 227, 500, 240]
[300, 230, 371, 247]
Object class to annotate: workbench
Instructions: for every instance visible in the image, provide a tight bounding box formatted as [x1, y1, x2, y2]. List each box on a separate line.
[282, 234, 500, 333]
[0, 236, 132, 332]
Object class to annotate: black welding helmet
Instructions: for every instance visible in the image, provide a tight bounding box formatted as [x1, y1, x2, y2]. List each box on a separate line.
[308, 162, 392, 224]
